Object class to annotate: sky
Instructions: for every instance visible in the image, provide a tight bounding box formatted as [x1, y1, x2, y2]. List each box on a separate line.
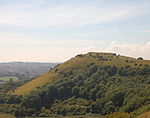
[0, 0, 150, 62]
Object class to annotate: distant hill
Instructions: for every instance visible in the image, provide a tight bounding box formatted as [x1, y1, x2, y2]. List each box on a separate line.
[0, 62, 60, 81]
[1, 52, 150, 117]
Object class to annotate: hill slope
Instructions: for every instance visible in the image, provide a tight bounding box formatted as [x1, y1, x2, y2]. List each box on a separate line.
[12, 52, 150, 95]
[5, 52, 150, 117]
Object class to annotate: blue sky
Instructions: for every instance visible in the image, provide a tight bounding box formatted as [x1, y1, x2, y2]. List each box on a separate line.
[0, 0, 150, 62]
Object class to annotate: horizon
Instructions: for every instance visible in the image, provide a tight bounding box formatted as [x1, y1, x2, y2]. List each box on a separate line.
[0, 0, 150, 62]
[0, 51, 148, 63]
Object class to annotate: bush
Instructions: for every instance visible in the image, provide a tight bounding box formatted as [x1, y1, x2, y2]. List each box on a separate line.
[137, 57, 143, 60]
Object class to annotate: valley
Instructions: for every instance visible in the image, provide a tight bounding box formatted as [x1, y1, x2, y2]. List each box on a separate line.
[0, 62, 59, 81]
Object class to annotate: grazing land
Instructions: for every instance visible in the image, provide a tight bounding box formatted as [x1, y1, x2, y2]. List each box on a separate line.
[0, 113, 15, 118]
[0, 76, 19, 82]
[24, 115, 105, 118]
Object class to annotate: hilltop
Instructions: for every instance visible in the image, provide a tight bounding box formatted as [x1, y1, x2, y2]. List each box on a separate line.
[0, 52, 150, 117]
[12, 52, 150, 95]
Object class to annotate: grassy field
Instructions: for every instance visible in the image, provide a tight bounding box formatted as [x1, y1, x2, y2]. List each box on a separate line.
[0, 76, 19, 82]
[136, 112, 150, 118]
[12, 72, 59, 95]
[0, 113, 15, 118]
[22, 115, 105, 118]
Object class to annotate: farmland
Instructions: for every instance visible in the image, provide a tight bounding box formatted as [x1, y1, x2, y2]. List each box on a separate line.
[0, 76, 19, 82]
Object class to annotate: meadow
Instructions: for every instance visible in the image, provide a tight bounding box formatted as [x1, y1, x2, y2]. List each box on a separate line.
[0, 113, 105, 118]
[22, 115, 105, 118]
[0, 76, 19, 82]
[0, 113, 15, 118]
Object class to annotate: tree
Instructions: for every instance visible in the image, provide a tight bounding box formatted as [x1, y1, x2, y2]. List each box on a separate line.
[72, 86, 80, 97]
[137, 57, 143, 60]
[96, 91, 102, 99]
[89, 89, 97, 100]
[88, 65, 98, 76]
[21, 93, 42, 110]
[105, 101, 116, 114]
[79, 89, 88, 99]
[112, 92, 125, 107]
[7, 95, 22, 104]
[90, 102, 100, 113]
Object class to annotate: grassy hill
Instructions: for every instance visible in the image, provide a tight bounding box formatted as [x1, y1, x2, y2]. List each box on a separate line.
[2, 52, 148, 117]
[136, 111, 150, 118]
[0, 113, 15, 118]
[12, 52, 150, 95]
[12, 72, 59, 95]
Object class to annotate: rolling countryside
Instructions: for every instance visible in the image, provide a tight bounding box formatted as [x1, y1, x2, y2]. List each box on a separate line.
[0, 52, 149, 117]
[1, 0, 150, 117]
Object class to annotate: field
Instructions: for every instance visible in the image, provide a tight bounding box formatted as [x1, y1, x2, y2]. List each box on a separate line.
[0, 76, 19, 82]
[0, 113, 105, 118]
[0, 113, 15, 118]
[12, 72, 60, 95]
[23, 115, 105, 118]
[136, 112, 150, 118]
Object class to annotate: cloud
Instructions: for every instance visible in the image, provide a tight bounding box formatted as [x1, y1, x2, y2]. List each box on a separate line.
[106, 41, 150, 60]
[0, 38, 150, 62]
[138, 25, 150, 32]
[53, 41, 150, 61]
[0, 0, 46, 9]
[138, 29, 150, 32]
[0, 0, 148, 27]
[54, 45, 98, 61]
[74, 27, 118, 38]
[47, 41, 150, 62]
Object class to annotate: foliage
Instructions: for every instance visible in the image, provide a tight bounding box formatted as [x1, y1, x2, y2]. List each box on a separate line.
[137, 57, 143, 60]
[0, 52, 150, 117]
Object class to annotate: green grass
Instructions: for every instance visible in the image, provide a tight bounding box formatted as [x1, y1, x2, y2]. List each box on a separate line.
[0, 113, 15, 118]
[12, 52, 150, 95]
[136, 111, 150, 118]
[12, 72, 60, 95]
[107, 112, 132, 118]
[22, 115, 105, 118]
[0, 76, 19, 82]
[64, 116, 105, 118]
